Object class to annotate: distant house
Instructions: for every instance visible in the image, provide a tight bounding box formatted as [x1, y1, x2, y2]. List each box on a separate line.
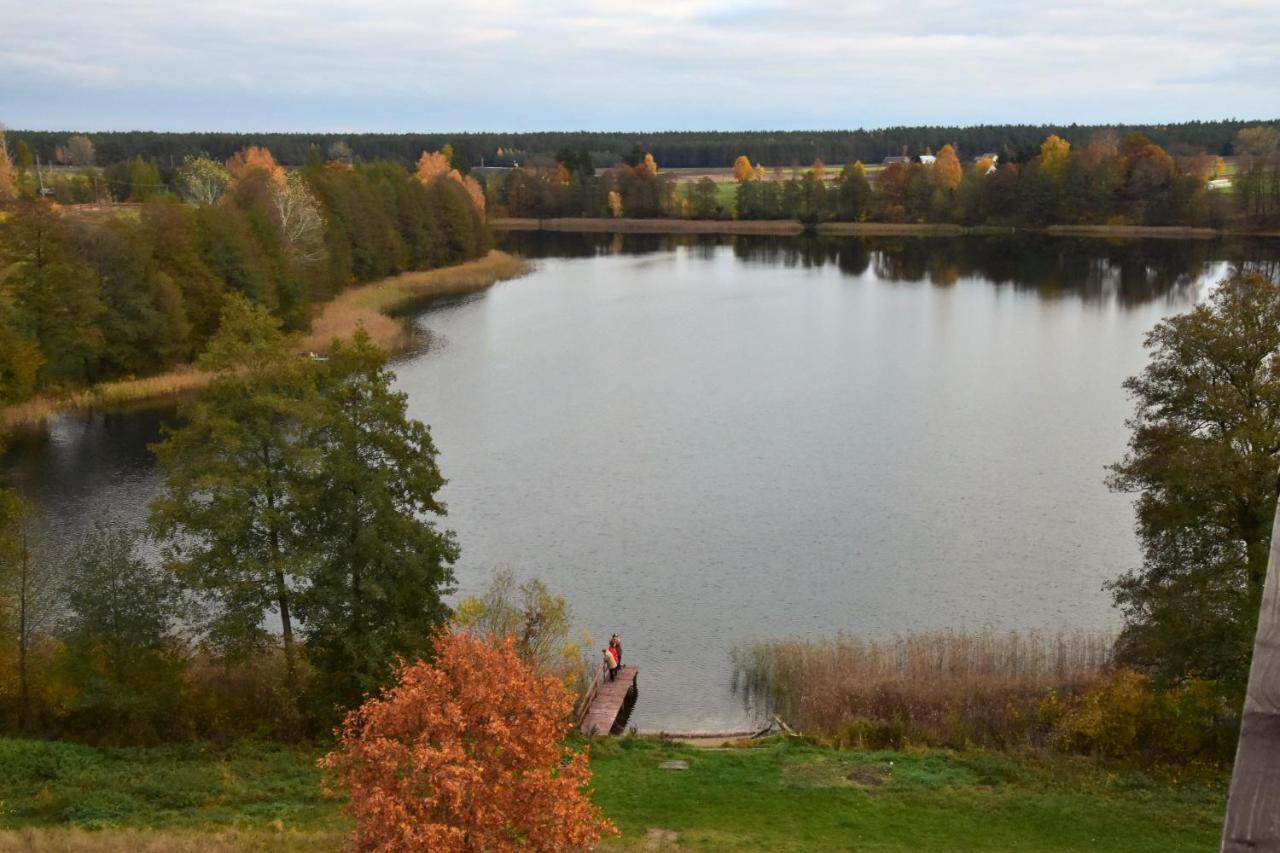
[1207, 178, 1232, 190]
[882, 156, 911, 166]
[918, 154, 936, 165]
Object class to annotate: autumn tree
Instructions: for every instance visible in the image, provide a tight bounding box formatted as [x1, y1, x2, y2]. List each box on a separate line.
[273, 172, 326, 263]
[1108, 271, 1280, 696]
[227, 146, 285, 189]
[326, 140, 354, 165]
[175, 155, 230, 205]
[454, 568, 589, 686]
[66, 135, 96, 167]
[320, 630, 616, 852]
[1040, 134, 1071, 181]
[0, 134, 16, 201]
[417, 148, 486, 214]
[732, 155, 756, 183]
[933, 144, 962, 192]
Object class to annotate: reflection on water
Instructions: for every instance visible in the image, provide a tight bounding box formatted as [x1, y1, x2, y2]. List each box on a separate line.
[6, 233, 1279, 731]
[500, 231, 1270, 306]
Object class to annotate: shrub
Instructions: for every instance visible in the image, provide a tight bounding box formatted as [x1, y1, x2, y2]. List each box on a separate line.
[320, 630, 616, 851]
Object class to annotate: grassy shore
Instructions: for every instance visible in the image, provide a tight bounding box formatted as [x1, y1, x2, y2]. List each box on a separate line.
[0, 736, 1226, 851]
[1, 251, 527, 429]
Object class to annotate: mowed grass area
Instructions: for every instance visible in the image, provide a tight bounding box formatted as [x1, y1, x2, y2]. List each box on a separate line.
[0, 736, 1227, 851]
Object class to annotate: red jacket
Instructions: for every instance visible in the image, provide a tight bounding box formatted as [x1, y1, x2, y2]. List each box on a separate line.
[609, 640, 622, 666]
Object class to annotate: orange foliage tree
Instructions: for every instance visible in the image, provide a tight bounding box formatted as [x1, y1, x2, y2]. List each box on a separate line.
[320, 630, 616, 851]
[226, 145, 285, 189]
[417, 148, 486, 215]
[933, 144, 962, 192]
[732, 155, 755, 183]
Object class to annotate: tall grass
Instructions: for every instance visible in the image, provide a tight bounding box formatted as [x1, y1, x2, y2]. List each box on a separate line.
[300, 250, 527, 353]
[733, 630, 1114, 750]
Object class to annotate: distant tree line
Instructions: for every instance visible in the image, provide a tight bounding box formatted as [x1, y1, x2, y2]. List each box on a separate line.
[493, 129, 1280, 229]
[6, 120, 1277, 171]
[0, 142, 490, 405]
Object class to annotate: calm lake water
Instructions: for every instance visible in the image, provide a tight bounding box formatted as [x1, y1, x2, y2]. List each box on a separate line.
[5, 234, 1276, 731]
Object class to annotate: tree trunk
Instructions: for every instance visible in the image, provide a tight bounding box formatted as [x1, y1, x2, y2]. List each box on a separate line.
[17, 526, 30, 732]
[262, 457, 297, 691]
[1222, 481, 1280, 851]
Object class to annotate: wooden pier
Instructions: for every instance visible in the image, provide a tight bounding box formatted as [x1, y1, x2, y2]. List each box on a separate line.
[576, 664, 638, 735]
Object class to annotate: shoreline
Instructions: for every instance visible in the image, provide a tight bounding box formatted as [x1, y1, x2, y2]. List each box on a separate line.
[1, 251, 528, 429]
[491, 217, 1279, 240]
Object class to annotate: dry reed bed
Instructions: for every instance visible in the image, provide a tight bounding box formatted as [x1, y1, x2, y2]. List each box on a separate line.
[734, 630, 1114, 750]
[2, 252, 527, 429]
[299, 250, 526, 353]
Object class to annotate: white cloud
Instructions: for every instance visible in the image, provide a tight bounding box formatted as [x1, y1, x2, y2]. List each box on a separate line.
[1, 0, 1276, 129]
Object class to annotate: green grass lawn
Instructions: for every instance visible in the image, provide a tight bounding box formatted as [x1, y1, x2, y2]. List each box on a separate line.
[0, 736, 1228, 851]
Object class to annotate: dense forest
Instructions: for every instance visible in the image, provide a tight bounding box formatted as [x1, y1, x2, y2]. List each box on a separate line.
[7, 120, 1278, 170]
[493, 129, 1280, 229]
[0, 145, 490, 405]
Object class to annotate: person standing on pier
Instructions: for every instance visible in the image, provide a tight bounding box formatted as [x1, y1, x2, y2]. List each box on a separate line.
[603, 647, 619, 681]
[609, 634, 622, 667]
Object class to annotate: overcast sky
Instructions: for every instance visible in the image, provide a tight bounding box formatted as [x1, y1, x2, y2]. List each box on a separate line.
[3, 0, 1278, 132]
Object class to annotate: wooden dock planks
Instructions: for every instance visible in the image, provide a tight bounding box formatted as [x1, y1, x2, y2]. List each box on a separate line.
[579, 666, 638, 735]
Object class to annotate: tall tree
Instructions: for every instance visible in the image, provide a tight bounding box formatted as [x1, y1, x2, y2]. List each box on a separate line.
[149, 295, 321, 685]
[298, 329, 458, 707]
[0, 199, 104, 387]
[933, 144, 963, 192]
[59, 525, 188, 742]
[175, 155, 230, 205]
[1108, 271, 1280, 695]
[0, 509, 56, 732]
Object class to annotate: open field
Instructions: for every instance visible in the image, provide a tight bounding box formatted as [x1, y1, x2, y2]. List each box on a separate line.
[0, 736, 1227, 851]
[0, 251, 526, 429]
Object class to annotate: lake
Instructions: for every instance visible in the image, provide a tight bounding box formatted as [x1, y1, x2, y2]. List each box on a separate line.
[5, 233, 1274, 731]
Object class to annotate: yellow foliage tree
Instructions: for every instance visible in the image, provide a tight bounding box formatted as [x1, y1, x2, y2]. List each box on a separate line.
[607, 190, 623, 217]
[732, 155, 755, 183]
[417, 149, 486, 214]
[0, 144, 16, 201]
[1040, 135, 1071, 180]
[642, 153, 658, 176]
[812, 159, 826, 182]
[754, 163, 767, 181]
[416, 150, 451, 184]
[934, 144, 962, 192]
